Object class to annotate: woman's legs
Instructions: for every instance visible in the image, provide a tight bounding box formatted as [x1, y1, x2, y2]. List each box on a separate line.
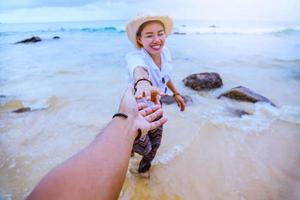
[138, 126, 163, 173]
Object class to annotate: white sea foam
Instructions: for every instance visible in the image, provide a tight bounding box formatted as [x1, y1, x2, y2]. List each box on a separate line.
[279, 105, 300, 124]
[152, 145, 184, 165]
[174, 25, 300, 35]
[185, 97, 300, 133]
[206, 103, 300, 132]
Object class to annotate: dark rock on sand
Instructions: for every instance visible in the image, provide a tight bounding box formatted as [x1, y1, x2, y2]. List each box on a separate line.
[183, 72, 223, 91]
[161, 95, 192, 105]
[234, 109, 251, 117]
[14, 36, 41, 44]
[227, 108, 251, 117]
[173, 32, 187, 35]
[12, 107, 31, 113]
[53, 36, 60, 39]
[218, 86, 276, 106]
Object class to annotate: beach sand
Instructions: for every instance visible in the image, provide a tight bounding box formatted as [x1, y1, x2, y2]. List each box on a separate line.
[1, 20, 300, 199]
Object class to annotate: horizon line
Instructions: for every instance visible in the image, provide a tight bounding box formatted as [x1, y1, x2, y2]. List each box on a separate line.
[2, 18, 300, 25]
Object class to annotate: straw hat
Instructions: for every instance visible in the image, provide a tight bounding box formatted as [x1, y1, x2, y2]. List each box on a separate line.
[125, 14, 173, 48]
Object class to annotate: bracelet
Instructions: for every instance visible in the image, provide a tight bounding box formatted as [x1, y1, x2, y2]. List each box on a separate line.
[134, 78, 153, 92]
[112, 112, 128, 119]
[113, 113, 142, 140]
[173, 93, 181, 98]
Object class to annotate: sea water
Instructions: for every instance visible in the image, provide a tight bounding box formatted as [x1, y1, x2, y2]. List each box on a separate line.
[0, 20, 300, 199]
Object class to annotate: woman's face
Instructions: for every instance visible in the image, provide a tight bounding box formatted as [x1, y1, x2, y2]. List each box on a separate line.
[137, 21, 166, 56]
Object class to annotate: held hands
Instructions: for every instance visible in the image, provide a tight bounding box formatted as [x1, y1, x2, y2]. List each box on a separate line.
[173, 94, 186, 112]
[118, 85, 167, 138]
[135, 79, 186, 112]
[134, 80, 163, 105]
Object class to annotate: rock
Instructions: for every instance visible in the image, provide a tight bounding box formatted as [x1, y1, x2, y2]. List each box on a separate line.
[209, 25, 218, 28]
[161, 95, 192, 105]
[173, 32, 186, 35]
[229, 108, 251, 117]
[218, 86, 276, 106]
[12, 107, 31, 113]
[52, 36, 60, 39]
[183, 72, 223, 91]
[14, 36, 41, 44]
[233, 109, 250, 116]
[0, 95, 6, 98]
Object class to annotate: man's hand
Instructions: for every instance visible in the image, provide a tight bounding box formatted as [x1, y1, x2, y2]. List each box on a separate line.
[118, 85, 167, 137]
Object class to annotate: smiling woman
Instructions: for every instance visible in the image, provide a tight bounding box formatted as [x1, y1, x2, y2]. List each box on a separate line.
[124, 13, 186, 178]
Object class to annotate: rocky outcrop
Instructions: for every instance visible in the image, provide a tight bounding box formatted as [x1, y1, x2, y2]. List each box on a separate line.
[13, 107, 31, 113]
[161, 95, 192, 105]
[218, 86, 276, 106]
[14, 36, 42, 44]
[183, 72, 223, 91]
[52, 36, 60, 39]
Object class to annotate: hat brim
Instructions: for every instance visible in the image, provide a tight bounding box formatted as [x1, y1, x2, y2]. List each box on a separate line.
[126, 15, 173, 48]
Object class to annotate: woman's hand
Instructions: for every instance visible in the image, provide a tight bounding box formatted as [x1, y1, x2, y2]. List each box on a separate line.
[135, 81, 162, 104]
[174, 94, 186, 112]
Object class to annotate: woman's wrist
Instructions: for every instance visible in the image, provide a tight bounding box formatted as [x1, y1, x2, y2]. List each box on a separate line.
[134, 78, 152, 92]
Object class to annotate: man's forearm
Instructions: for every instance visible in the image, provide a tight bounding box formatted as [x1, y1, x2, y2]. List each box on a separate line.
[27, 118, 137, 200]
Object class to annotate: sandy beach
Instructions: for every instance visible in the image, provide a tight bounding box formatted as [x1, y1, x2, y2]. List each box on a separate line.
[1, 20, 300, 199]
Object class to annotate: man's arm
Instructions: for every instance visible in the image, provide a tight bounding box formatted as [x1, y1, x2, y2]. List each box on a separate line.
[26, 86, 167, 200]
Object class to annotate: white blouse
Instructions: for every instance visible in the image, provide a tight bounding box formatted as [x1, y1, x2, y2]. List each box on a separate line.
[125, 46, 173, 93]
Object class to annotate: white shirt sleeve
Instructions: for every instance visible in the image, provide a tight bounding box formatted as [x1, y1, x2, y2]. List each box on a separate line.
[125, 51, 147, 81]
[162, 46, 173, 82]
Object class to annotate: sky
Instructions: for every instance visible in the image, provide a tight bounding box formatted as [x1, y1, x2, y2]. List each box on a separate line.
[0, 0, 300, 23]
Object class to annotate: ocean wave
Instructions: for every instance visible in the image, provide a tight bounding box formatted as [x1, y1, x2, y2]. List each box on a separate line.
[47, 26, 300, 35]
[172, 26, 300, 36]
[279, 105, 300, 124]
[0, 26, 125, 36]
[69, 26, 124, 33]
[152, 145, 184, 165]
[47, 26, 125, 33]
[0, 32, 11, 36]
[1, 24, 300, 37]
[207, 103, 300, 132]
[137, 103, 300, 165]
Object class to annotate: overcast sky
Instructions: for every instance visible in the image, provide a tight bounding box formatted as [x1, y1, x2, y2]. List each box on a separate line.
[1, 0, 300, 23]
